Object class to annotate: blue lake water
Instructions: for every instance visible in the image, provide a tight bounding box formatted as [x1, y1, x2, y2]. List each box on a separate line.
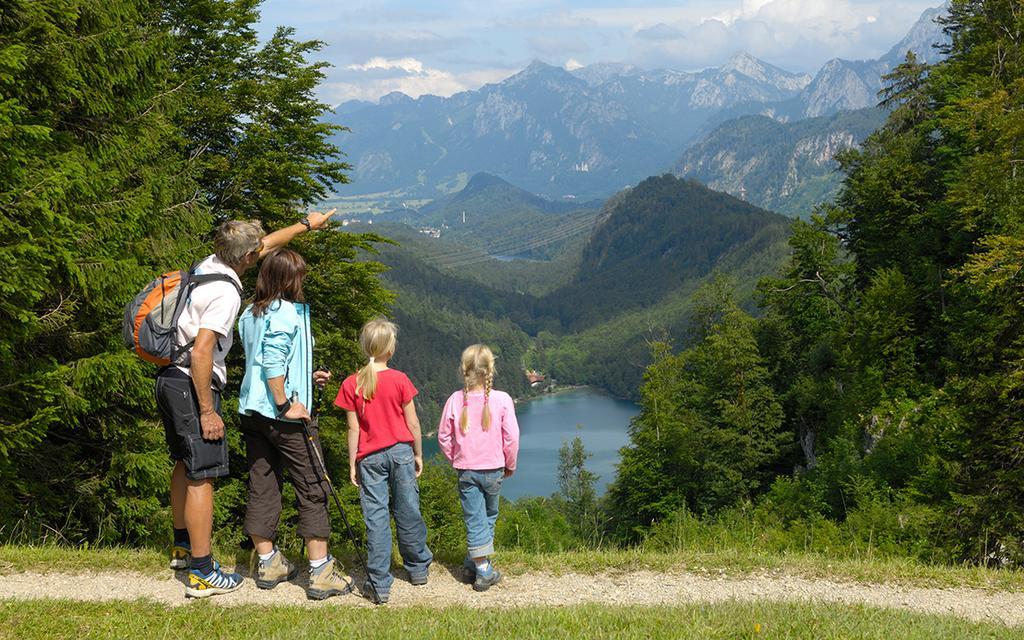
[426, 387, 639, 500]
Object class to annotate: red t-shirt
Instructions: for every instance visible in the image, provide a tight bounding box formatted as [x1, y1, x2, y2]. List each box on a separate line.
[334, 368, 418, 460]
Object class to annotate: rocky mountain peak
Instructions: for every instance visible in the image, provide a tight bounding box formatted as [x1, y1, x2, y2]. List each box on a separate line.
[882, 2, 951, 66]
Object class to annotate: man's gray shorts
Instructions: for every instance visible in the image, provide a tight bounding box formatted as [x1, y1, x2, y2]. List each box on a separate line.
[155, 368, 229, 481]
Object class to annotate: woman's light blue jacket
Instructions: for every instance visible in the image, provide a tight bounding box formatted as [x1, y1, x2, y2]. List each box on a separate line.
[237, 300, 313, 422]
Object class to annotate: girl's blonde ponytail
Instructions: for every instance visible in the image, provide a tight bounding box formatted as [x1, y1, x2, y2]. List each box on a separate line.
[458, 344, 496, 434]
[355, 319, 398, 401]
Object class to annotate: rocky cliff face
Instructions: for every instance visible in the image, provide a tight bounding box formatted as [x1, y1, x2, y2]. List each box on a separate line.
[676, 108, 887, 216]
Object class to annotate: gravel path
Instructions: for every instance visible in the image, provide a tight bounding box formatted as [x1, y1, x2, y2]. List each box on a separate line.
[2, 565, 1023, 626]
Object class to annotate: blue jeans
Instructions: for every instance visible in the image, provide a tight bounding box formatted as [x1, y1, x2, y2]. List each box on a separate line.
[458, 468, 503, 558]
[358, 443, 432, 595]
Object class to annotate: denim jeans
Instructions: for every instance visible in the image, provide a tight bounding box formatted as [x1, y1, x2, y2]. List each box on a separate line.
[358, 442, 432, 596]
[457, 468, 504, 558]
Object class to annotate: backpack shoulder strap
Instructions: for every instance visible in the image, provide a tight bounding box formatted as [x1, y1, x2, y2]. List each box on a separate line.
[188, 272, 243, 296]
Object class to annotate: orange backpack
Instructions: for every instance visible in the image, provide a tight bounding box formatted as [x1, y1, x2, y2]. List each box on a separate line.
[122, 267, 240, 366]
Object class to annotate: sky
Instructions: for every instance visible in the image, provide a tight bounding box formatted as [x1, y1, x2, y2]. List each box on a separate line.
[254, 0, 942, 106]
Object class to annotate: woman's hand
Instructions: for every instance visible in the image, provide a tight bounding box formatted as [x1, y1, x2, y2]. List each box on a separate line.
[350, 465, 359, 487]
[283, 401, 311, 422]
[504, 467, 515, 478]
[414, 455, 423, 478]
[313, 370, 331, 387]
[306, 208, 337, 230]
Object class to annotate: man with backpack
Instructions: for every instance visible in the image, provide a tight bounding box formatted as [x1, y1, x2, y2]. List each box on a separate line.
[152, 212, 335, 598]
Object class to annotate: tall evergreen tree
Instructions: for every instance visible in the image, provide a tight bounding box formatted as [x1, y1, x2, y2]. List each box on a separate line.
[608, 281, 785, 540]
[0, 0, 391, 545]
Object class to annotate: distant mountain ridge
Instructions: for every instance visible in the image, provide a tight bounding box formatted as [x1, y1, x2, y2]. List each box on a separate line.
[330, 52, 813, 200]
[330, 4, 949, 202]
[709, 4, 950, 124]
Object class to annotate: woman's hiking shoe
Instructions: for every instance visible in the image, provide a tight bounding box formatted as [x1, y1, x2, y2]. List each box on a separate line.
[473, 564, 502, 592]
[169, 544, 191, 571]
[306, 556, 354, 600]
[185, 560, 243, 598]
[255, 548, 298, 590]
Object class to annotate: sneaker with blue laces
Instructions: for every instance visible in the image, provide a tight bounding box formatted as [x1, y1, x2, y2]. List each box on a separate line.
[185, 560, 243, 598]
[169, 543, 190, 571]
[473, 563, 502, 592]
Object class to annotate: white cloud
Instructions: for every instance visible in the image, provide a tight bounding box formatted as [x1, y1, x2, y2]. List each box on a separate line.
[627, 0, 938, 72]
[346, 57, 426, 73]
[329, 57, 515, 103]
[565, 58, 583, 71]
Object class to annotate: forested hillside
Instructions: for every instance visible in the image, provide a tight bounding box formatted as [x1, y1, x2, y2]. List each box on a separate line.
[609, 0, 1024, 564]
[543, 176, 790, 330]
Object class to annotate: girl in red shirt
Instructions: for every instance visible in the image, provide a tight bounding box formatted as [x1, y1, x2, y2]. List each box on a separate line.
[334, 318, 432, 603]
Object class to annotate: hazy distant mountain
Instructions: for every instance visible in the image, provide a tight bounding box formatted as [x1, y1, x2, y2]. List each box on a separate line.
[329, 53, 811, 200]
[383, 172, 600, 259]
[677, 108, 887, 216]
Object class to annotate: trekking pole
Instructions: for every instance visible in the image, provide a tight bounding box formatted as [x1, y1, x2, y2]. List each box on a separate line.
[302, 368, 381, 604]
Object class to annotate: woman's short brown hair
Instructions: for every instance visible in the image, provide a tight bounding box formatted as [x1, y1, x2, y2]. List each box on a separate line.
[251, 248, 307, 316]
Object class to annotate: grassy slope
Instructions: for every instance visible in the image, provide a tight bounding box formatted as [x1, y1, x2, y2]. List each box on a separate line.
[1, 600, 1019, 639]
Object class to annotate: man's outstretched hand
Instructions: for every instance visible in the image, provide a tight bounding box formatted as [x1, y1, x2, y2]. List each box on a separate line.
[306, 208, 337, 230]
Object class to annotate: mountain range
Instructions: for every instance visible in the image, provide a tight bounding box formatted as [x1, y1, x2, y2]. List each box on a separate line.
[329, 5, 949, 203]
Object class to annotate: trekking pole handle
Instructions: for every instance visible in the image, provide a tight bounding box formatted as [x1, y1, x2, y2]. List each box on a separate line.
[312, 363, 329, 416]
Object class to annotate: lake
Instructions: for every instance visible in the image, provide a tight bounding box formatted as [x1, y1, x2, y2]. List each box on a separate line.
[426, 387, 638, 500]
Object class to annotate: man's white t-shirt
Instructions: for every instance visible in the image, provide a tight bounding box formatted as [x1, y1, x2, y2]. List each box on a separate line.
[175, 254, 243, 387]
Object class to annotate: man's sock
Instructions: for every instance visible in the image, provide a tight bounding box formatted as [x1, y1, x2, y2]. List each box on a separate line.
[173, 528, 190, 548]
[474, 559, 491, 573]
[309, 555, 329, 571]
[258, 549, 276, 562]
[191, 554, 214, 575]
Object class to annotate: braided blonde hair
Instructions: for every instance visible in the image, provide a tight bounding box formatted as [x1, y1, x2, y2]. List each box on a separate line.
[355, 318, 397, 401]
[459, 344, 496, 435]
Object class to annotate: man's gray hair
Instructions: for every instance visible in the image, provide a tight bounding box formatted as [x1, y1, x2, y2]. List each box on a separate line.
[214, 220, 265, 268]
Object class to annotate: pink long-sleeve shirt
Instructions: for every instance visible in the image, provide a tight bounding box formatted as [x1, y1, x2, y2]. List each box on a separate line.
[437, 389, 520, 472]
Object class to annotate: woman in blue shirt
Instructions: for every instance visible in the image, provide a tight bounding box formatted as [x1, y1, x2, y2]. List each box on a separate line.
[237, 248, 353, 600]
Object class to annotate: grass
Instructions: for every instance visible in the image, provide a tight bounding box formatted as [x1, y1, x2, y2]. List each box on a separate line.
[2, 544, 1023, 592]
[0, 599, 1018, 639]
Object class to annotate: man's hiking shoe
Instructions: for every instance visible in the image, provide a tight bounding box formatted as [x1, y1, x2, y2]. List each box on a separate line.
[169, 544, 190, 570]
[473, 565, 502, 592]
[185, 561, 243, 598]
[306, 556, 354, 600]
[361, 580, 388, 605]
[255, 548, 298, 590]
[409, 570, 428, 586]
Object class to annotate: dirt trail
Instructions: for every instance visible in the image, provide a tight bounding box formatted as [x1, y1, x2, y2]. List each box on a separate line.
[2, 564, 1023, 625]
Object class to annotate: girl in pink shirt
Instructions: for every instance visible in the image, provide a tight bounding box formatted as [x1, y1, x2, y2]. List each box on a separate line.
[437, 344, 519, 591]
